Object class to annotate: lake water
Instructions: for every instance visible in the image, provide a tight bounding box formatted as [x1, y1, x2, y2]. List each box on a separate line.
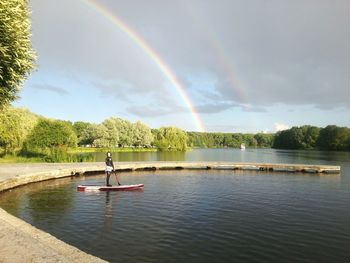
[1, 149, 350, 262]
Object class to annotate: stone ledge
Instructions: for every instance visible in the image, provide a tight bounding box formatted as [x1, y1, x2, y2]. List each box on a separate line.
[0, 208, 107, 263]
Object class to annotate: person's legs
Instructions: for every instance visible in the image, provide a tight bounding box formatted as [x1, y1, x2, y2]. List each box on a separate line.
[106, 172, 112, 186]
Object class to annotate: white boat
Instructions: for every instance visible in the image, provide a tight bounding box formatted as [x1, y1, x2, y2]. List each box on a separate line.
[240, 143, 246, 150]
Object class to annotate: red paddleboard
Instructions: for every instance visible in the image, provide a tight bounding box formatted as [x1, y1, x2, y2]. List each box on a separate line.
[77, 184, 144, 191]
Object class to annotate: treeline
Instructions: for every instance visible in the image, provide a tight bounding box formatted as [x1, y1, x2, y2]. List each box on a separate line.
[0, 107, 275, 156]
[0, 107, 189, 156]
[187, 132, 274, 148]
[2, 107, 350, 160]
[273, 125, 350, 151]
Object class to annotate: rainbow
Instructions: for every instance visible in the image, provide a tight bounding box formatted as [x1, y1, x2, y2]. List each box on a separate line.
[183, 4, 249, 107]
[79, 0, 206, 132]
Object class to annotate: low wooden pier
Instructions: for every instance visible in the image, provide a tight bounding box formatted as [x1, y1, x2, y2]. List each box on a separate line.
[114, 162, 341, 174]
[0, 161, 341, 193]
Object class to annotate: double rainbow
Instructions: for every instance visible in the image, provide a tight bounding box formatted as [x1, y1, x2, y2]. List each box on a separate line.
[80, 0, 206, 132]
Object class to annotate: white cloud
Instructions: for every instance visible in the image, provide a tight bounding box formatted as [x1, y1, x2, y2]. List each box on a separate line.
[274, 123, 290, 132]
[24, 0, 350, 132]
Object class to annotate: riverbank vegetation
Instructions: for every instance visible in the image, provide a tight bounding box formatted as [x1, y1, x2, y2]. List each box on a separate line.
[187, 132, 274, 148]
[1, 107, 350, 163]
[273, 125, 350, 151]
[0, 106, 191, 162]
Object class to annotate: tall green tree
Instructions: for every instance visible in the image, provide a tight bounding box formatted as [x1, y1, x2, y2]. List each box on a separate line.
[153, 127, 188, 151]
[24, 119, 77, 151]
[90, 124, 109, 147]
[300, 125, 320, 149]
[273, 125, 325, 150]
[132, 121, 153, 147]
[75, 123, 107, 147]
[0, 0, 36, 107]
[254, 133, 274, 148]
[101, 118, 121, 147]
[73, 121, 90, 144]
[317, 125, 350, 151]
[0, 106, 38, 153]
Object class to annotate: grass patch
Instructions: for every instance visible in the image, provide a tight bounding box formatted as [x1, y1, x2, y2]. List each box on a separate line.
[68, 147, 158, 153]
[0, 147, 158, 163]
[0, 154, 43, 163]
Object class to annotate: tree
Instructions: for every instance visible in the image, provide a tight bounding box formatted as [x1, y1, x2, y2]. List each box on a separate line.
[0, 0, 36, 107]
[300, 125, 320, 149]
[73, 121, 92, 145]
[132, 121, 153, 147]
[0, 106, 39, 153]
[101, 118, 121, 147]
[153, 127, 188, 151]
[24, 119, 77, 151]
[254, 133, 274, 148]
[101, 117, 136, 147]
[273, 127, 305, 149]
[80, 124, 108, 147]
[317, 125, 350, 151]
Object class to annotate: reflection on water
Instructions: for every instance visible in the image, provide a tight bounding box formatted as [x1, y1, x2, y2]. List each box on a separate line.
[0, 149, 349, 263]
[93, 150, 186, 162]
[92, 148, 350, 166]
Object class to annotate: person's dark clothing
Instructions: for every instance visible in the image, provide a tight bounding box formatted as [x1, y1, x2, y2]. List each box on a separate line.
[105, 157, 114, 186]
[105, 157, 114, 168]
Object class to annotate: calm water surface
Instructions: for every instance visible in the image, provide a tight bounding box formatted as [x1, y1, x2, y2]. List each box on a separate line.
[1, 149, 350, 263]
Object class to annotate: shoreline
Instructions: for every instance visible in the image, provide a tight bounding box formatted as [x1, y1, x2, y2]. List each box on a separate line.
[0, 162, 341, 262]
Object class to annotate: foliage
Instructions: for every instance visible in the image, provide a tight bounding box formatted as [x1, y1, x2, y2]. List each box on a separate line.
[254, 133, 274, 147]
[68, 147, 157, 153]
[0, 0, 36, 107]
[101, 118, 123, 147]
[187, 132, 273, 148]
[273, 125, 350, 151]
[24, 119, 77, 151]
[42, 148, 94, 163]
[0, 106, 39, 153]
[273, 126, 321, 149]
[316, 125, 350, 151]
[0, 154, 43, 163]
[153, 127, 188, 151]
[73, 121, 93, 145]
[108, 118, 132, 147]
[133, 121, 153, 147]
[73, 118, 154, 148]
[82, 123, 108, 147]
[2, 105, 350, 164]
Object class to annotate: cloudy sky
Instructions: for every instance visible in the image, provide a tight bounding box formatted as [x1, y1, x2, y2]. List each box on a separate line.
[15, 0, 350, 132]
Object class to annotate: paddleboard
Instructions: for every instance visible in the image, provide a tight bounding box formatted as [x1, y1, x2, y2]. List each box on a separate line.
[77, 184, 144, 191]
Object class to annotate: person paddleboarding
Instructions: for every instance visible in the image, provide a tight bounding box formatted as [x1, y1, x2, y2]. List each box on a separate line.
[105, 152, 121, 186]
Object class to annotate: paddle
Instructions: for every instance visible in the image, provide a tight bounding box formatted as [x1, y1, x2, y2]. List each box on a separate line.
[114, 170, 121, 185]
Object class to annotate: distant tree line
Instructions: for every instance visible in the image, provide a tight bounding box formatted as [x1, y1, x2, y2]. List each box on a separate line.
[0, 106, 190, 155]
[187, 132, 274, 148]
[273, 125, 350, 151]
[1, 107, 350, 159]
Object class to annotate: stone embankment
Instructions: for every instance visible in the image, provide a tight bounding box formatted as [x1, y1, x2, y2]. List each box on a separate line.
[0, 161, 341, 262]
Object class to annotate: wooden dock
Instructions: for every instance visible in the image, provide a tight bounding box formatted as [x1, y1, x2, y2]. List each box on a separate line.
[0, 161, 341, 193]
[114, 161, 341, 174]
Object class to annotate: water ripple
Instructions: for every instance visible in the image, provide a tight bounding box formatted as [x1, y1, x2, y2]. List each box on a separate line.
[0, 170, 350, 263]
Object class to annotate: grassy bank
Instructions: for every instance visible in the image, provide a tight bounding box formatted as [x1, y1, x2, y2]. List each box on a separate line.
[68, 147, 158, 153]
[0, 155, 43, 163]
[0, 147, 158, 164]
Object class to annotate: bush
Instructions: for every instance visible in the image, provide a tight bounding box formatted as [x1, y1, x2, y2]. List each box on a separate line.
[24, 119, 77, 152]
